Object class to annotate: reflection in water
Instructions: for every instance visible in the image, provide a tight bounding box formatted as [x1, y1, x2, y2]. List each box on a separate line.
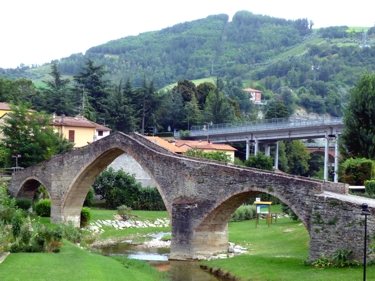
[100, 239, 221, 281]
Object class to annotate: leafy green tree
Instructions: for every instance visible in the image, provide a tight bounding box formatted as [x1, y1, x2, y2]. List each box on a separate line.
[186, 147, 232, 163]
[244, 152, 274, 171]
[183, 95, 202, 130]
[0, 102, 73, 167]
[172, 79, 197, 104]
[277, 141, 288, 172]
[264, 100, 289, 119]
[285, 140, 310, 175]
[196, 82, 215, 109]
[42, 63, 77, 116]
[340, 73, 375, 159]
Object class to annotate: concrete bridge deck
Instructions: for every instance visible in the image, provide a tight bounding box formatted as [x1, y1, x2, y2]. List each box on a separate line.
[9, 132, 375, 262]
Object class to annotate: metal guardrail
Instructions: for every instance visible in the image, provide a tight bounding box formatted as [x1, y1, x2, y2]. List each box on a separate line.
[188, 116, 343, 137]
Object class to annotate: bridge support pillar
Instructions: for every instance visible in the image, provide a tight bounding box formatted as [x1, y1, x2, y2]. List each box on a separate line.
[169, 198, 228, 260]
[254, 138, 259, 155]
[334, 135, 339, 182]
[264, 144, 270, 156]
[246, 139, 249, 160]
[274, 141, 279, 170]
[50, 202, 81, 227]
[324, 135, 329, 181]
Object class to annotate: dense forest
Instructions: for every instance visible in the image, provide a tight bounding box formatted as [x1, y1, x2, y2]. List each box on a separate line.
[1, 11, 375, 132]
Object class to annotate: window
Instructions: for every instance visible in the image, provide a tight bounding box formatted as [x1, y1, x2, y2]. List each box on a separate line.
[69, 130, 75, 142]
[98, 130, 103, 136]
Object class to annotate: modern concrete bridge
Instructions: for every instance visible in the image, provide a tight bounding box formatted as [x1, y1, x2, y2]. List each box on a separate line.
[185, 116, 344, 182]
[9, 132, 375, 262]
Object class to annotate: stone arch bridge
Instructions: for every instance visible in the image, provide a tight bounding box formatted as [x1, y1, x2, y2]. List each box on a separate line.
[9, 132, 375, 262]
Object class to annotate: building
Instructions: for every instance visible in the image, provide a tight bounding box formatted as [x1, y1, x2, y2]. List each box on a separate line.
[0, 102, 12, 118]
[243, 88, 262, 103]
[146, 137, 237, 163]
[50, 115, 111, 148]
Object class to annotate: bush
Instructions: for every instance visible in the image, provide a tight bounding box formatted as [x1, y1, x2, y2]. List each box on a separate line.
[84, 187, 94, 207]
[34, 223, 63, 252]
[11, 209, 23, 238]
[58, 222, 82, 243]
[35, 199, 51, 217]
[231, 205, 256, 222]
[365, 180, 375, 195]
[340, 158, 375, 185]
[117, 205, 132, 220]
[15, 198, 32, 211]
[80, 207, 91, 228]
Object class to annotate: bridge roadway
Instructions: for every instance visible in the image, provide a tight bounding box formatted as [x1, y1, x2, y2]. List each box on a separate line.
[184, 116, 344, 182]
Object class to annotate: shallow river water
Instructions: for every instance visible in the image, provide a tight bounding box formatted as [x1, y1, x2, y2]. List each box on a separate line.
[100, 233, 223, 281]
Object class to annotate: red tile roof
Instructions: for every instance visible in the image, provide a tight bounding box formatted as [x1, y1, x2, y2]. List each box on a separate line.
[0, 102, 11, 110]
[51, 115, 111, 131]
[174, 140, 236, 153]
[243, 88, 262, 93]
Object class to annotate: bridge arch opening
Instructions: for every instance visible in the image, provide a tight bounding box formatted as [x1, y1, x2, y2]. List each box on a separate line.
[17, 178, 50, 202]
[196, 189, 308, 233]
[60, 147, 169, 225]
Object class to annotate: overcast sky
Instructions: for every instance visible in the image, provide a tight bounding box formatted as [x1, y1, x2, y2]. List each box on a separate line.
[1, 0, 374, 69]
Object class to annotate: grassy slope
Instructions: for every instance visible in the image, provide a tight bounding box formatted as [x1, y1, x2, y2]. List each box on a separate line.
[0, 240, 167, 281]
[4, 209, 375, 280]
[202, 217, 375, 281]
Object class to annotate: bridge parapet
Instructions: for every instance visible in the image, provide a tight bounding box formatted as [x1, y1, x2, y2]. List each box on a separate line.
[322, 181, 349, 194]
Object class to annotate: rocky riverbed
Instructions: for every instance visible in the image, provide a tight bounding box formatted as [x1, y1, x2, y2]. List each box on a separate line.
[86, 217, 248, 260]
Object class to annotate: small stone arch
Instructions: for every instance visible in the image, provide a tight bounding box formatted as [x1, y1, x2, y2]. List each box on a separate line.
[17, 177, 49, 201]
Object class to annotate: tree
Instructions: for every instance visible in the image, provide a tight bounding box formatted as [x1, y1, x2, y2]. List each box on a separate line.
[186, 147, 231, 163]
[203, 78, 236, 124]
[42, 64, 77, 116]
[340, 73, 375, 159]
[285, 140, 310, 175]
[0, 102, 73, 168]
[244, 152, 274, 171]
[107, 79, 135, 133]
[264, 100, 289, 119]
[73, 59, 110, 122]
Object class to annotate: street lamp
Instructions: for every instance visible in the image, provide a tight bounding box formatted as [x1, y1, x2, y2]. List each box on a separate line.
[361, 203, 371, 281]
[202, 122, 213, 142]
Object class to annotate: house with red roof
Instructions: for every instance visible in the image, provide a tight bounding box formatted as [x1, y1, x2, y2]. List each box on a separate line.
[50, 114, 111, 147]
[146, 137, 237, 163]
[243, 88, 262, 103]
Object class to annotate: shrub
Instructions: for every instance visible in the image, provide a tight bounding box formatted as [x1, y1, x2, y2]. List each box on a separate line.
[59, 221, 82, 243]
[83, 187, 95, 207]
[11, 209, 24, 238]
[80, 207, 91, 228]
[340, 158, 375, 185]
[15, 198, 32, 211]
[0, 183, 16, 223]
[365, 180, 375, 195]
[35, 224, 63, 252]
[117, 205, 132, 220]
[230, 205, 256, 222]
[35, 199, 51, 217]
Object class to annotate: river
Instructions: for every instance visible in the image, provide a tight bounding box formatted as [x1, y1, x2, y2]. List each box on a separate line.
[99, 233, 225, 281]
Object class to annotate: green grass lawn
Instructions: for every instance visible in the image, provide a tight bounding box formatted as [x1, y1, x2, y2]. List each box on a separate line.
[5, 209, 375, 280]
[0, 240, 167, 281]
[202, 217, 375, 281]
